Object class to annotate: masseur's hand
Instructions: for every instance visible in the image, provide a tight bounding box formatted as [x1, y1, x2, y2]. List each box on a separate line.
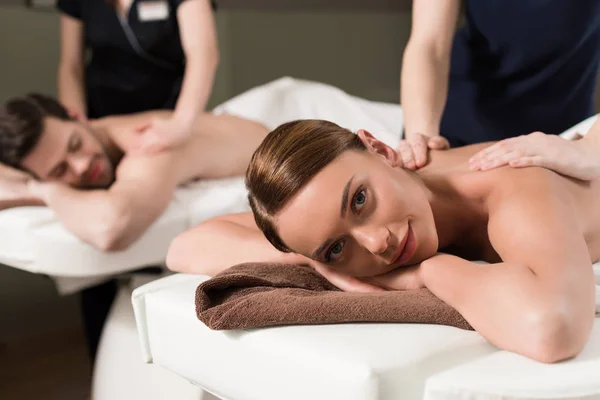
[396, 132, 450, 170]
[469, 131, 600, 181]
[131, 117, 191, 154]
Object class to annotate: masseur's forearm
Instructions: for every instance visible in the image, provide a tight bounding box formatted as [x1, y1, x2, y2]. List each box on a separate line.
[421, 254, 591, 363]
[57, 65, 87, 116]
[167, 216, 308, 276]
[173, 51, 218, 129]
[401, 42, 451, 138]
[37, 183, 131, 250]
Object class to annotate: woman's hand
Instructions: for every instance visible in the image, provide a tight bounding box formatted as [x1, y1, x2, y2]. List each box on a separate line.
[312, 262, 426, 292]
[130, 117, 192, 154]
[363, 263, 426, 291]
[469, 131, 600, 181]
[312, 263, 387, 293]
[396, 133, 450, 170]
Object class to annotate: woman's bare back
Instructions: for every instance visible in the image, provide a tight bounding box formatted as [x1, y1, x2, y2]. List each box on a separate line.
[422, 143, 600, 263]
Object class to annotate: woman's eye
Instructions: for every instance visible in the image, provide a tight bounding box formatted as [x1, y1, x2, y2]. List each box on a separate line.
[71, 138, 82, 152]
[52, 164, 67, 178]
[325, 240, 345, 262]
[352, 188, 367, 213]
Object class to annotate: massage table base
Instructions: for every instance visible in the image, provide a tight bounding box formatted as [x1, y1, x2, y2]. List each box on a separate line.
[94, 275, 221, 400]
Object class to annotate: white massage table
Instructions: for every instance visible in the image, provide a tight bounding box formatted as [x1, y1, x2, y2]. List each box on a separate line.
[0, 177, 249, 294]
[130, 78, 600, 400]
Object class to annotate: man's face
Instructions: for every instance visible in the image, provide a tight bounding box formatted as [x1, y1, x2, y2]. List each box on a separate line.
[21, 117, 115, 189]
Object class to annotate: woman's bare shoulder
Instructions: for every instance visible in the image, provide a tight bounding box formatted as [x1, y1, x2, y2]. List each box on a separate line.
[424, 142, 495, 173]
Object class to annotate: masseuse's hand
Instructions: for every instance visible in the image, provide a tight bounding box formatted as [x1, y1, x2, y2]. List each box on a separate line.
[64, 106, 87, 122]
[469, 131, 600, 181]
[396, 133, 450, 170]
[131, 117, 191, 154]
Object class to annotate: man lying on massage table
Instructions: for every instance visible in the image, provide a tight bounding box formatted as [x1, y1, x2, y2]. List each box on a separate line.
[168, 118, 600, 364]
[0, 93, 268, 250]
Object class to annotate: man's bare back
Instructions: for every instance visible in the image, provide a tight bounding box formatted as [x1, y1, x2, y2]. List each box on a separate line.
[95, 111, 268, 184]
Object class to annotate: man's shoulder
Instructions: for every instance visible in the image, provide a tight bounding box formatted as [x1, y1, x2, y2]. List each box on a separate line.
[114, 151, 182, 188]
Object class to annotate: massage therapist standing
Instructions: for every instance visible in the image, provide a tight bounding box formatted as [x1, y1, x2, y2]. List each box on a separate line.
[56, 0, 218, 360]
[57, 0, 218, 152]
[397, 0, 600, 169]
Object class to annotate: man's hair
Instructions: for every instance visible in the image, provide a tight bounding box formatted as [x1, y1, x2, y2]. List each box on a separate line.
[0, 93, 70, 168]
[245, 119, 366, 252]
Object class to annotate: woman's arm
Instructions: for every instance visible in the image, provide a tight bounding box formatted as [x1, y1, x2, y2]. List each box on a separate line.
[397, 0, 460, 168]
[167, 212, 309, 276]
[172, 0, 219, 130]
[422, 169, 596, 363]
[166, 212, 385, 292]
[132, 0, 218, 153]
[57, 13, 87, 117]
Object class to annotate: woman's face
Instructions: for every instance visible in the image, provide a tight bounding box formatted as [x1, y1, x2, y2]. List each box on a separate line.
[275, 131, 439, 278]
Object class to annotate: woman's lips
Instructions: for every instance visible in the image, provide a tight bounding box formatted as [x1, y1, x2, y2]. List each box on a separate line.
[391, 225, 417, 266]
[87, 160, 102, 182]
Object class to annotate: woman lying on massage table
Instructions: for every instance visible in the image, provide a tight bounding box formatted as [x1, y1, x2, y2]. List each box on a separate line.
[168, 119, 600, 363]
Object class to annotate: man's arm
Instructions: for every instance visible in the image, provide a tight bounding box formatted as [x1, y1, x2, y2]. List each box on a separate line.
[421, 169, 596, 363]
[32, 153, 179, 251]
[0, 163, 44, 211]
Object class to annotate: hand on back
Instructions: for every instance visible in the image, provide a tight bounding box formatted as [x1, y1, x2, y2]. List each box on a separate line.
[469, 131, 600, 181]
[129, 117, 191, 155]
[395, 132, 450, 170]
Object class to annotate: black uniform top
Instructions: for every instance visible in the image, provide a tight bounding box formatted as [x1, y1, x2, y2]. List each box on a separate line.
[440, 0, 600, 146]
[57, 0, 201, 118]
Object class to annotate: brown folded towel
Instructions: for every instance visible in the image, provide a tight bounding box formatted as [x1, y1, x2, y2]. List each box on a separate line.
[196, 263, 472, 331]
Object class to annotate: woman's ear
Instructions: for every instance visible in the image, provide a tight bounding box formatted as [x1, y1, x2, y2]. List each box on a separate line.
[356, 129, 402, 167]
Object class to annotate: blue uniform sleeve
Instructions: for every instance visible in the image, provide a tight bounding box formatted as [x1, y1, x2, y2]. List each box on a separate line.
[57, 0, 82, 19]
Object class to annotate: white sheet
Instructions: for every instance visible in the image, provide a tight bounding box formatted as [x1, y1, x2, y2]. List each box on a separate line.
[0, 177, 248, 293]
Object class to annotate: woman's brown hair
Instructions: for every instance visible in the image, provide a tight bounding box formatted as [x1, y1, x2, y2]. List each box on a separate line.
[245, 119, 366, 253]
